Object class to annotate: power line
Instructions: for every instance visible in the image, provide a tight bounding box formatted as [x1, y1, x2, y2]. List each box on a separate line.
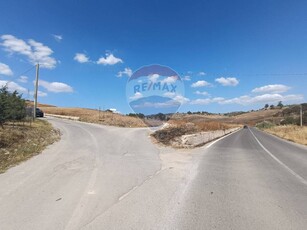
[1, 65, 36, 85]
[179, 72, 307, 77]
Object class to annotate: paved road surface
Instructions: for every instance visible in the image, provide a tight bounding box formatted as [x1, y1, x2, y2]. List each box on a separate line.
[0, 118, 306, 229]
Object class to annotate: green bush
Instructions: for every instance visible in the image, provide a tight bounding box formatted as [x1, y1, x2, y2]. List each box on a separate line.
[280, 117, 299, 125]
[256, 121, 275, 129]
[0, 86, 26, 127]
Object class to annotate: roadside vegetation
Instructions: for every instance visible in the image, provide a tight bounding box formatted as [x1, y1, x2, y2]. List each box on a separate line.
[257, 124, 307, 146]
[0, 120, 60, 173]
[256, 103, 307, 146]
[0, 86, 26, 128]
[152, 120, 239, 145]
[42, 107, 147, 128]
[0, 86, 60, 173]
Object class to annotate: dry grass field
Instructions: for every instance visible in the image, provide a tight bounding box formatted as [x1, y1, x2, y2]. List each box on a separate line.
[42, 107, 146, 128]
[228, 109, 283, 125]
[264, 125, 307, 145]
[0, 120, 60, 173]
[171, 109, 282, 126]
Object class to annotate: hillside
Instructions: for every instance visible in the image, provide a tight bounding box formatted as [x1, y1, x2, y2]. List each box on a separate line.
[27, 100, 305, 129]
[42, 107, 146, 128]
[170, 108, 283, 126]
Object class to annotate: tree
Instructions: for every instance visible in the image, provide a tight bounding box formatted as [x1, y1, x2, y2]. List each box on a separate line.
[270, 104, 275, 109]
[277, 101, 284, 108]
[156, 113, 166, 121]
[0, 86, 26, 128]
[264, 104, 269, 109]
[0, 86, 10, 128]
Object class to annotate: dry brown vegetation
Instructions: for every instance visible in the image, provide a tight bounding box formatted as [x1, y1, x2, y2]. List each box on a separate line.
[0, 120, 60, 173]
[227, 109, 283, 125]
[170, 109, 282, 126]
[263, 125, 307, 145]
[42, 107, 146, 128]
[152, 120, 239, 145]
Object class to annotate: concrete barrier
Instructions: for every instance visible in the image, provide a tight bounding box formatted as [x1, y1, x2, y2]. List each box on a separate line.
[45, 113, 80, 121]
[172, 127, 241, 148]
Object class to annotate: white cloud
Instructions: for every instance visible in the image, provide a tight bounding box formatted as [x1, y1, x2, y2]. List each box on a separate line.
[0, 80, 48, 97]
[191, 80, 211, 88]
[0, 62, 13, 76]
[132, 100, 181, 109]
[129, 92, 143, 100]
[132, 94, 189, 109]
[30, 90, 48, 97]
[161, 76, 178, 84]
[212, 97, 225, 102]
[190, 98, 212, 105]
[163, 92, 176, 97]
[198, 72, 206, 76]
[18, 75, 28, 83]
[38, 80, 73, 93]
[148, 74, 160, 82]
[220, 93, 303, 105]
[74, 53, 89, 63]
[252, 84, 291, 94]
[173, 95, 190, 104]
[117, 67, 132, 77]
[182, 75, 191, 81]
[190, 97, 224, 105]
[36, 91, 48, 97]
[52, 34, 63, 42]
[1, 34, 56, 69]
[190, 93, 303, 106]
[163, 92, 189, 104]
[215, 77, 239, 86]
[195, 90, 209, 96]
[0, 80, 27, 93]
[97, 53, 123, 65]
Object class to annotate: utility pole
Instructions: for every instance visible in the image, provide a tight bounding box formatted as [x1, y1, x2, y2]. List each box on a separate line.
[300, 104, 303, 127]
[33, 64, 40, 119]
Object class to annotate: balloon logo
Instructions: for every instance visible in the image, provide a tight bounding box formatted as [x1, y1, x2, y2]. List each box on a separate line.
[126, 64, 185, 125]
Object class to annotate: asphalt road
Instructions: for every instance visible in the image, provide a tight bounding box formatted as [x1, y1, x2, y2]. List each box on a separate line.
[0, 118, 306, 230]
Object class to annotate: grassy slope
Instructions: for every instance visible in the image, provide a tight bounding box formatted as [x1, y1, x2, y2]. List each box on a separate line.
[0, 120, 60, 173]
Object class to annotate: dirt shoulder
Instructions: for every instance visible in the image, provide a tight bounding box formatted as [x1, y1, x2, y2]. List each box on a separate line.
[0, 119, 60, 173]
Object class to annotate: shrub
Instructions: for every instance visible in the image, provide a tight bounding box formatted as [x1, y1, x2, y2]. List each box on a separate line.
[0, 86, 26, 128]
[256, 121, 275, 129]
[280, 117, 299, 125]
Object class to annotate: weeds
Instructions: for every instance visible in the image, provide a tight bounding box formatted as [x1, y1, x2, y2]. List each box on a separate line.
[0, 120, 60, 173]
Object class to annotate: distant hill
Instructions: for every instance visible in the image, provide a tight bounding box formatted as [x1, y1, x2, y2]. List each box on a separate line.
[26, 99, 306, 127]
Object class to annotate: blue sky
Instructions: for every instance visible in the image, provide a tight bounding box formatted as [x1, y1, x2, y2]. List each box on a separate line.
[0, 0, 306, 114]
